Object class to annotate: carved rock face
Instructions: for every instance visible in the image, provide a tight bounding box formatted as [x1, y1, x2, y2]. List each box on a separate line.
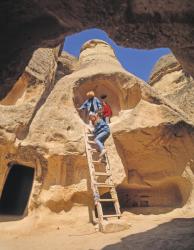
[1, 1, 194, 87]
[150, 53, 194, 122]
[0, 40, 194, 216]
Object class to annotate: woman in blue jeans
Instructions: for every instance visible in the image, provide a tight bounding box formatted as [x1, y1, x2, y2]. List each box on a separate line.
[89, 112, 110, 157]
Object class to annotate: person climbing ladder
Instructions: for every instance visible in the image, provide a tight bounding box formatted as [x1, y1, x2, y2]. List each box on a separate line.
[88, 112, 110, 158]
[78, 91, 102, 114]
[84, 113, 121, 231]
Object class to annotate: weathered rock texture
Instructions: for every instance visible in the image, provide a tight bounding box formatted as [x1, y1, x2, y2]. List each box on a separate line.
[0, 46, 61, 211]
[149, 54, 182, 85]
[55, 51, 78, 82]
[149, 53, 194, 122]
[1, 1, 194, 88]
[0, 46, 61, 141]
[1, 40, 194, 217]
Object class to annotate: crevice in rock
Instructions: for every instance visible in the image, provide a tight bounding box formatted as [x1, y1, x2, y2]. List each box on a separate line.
[0, 73, 29, 105]
[16, 62, 58, 140]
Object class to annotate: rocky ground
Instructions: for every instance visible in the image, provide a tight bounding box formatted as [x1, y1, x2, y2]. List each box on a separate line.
[0, 206, 193, 250]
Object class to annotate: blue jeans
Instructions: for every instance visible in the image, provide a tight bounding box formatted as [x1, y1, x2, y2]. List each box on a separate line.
[104, 117, 110, 124]
[95, 131, 110, 152]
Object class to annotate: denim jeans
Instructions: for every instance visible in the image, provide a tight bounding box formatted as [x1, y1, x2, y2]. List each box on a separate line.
[105, 117, 110, 124]
[95, 131, 110, 152]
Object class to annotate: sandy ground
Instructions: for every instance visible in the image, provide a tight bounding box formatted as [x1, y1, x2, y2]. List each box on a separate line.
[0, 206, 194, 250]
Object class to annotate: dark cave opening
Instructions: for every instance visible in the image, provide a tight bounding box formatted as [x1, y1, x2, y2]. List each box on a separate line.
[0, 164, 34, 215]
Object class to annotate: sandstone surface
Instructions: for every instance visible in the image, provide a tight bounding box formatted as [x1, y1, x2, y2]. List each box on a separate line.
[1, 1, 194, 87]
[0, 40, 194, 220]
[149, 53, 194, 122]
[0, 38, 194, 248]
[55, 51, 78, 81]
[0, 46, 61, 211]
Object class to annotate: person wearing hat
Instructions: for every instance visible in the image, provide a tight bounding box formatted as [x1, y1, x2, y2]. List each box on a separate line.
[88, 112, 110, 158]
[79, 91, 102, 114]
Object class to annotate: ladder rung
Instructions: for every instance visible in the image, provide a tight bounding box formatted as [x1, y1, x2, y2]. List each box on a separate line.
[88, 148, 98, 152]
[84, 129, 122, 227]
[87, 140, 96, 144]
[87, 134, 94, 137]
[99, 199, 116, 202]
[103, 214, 121, 218]
[92, 160, 103, 164]
[95, 183, 114, 187]
[95, 172, 111, 176]
[92, 160, 107, 165]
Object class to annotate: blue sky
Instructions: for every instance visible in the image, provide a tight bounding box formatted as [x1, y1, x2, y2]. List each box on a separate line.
[63, 28, 170, 82]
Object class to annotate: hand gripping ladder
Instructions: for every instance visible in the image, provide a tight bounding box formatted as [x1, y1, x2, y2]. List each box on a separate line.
[84, 128, 121, 231]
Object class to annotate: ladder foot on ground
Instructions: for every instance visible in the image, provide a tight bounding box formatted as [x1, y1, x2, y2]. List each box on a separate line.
[84, 128, 121, 232]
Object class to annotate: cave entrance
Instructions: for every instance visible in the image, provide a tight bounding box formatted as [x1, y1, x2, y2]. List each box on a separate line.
[0, 164, 34, 216]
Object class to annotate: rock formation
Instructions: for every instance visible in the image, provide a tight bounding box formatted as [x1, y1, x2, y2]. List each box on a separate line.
[55, 51, 78, 81]
[1, 1, 194, 87]
[1, 39, 194, 219]
[149, 53, 194, 122]
[0, 46, 61, 213]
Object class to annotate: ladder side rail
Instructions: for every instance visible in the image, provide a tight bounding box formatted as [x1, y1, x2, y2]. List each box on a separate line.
[83, 128, 104, 225]
[84, 129, 96, 181]
[104, 153, 114, 186]
[84, 130, 100, 201]
[111, 187, 121, 216]
[104, 153, 121, 216]
[84, 128, 121, 227]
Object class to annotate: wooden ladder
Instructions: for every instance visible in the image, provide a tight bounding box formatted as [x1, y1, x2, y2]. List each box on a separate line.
[84, 128, 121, 231]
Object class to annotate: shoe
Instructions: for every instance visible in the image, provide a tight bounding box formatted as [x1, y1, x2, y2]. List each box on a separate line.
[99, 149, 107, 157]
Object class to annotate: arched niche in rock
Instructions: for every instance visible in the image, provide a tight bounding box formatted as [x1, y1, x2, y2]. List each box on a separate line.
[116, 176, 192, 214]
[73, 74, 142, 122]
